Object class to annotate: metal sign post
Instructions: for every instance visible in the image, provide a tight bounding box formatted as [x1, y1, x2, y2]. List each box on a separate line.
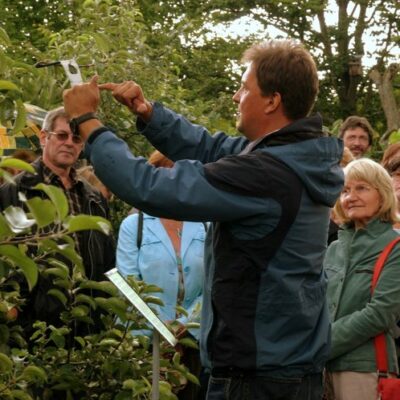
[152, 331, 160, 400]
[105, 268, 177, 400]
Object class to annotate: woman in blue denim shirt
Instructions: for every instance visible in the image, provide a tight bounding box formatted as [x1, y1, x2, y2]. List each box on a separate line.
[117, 151, 206, 399]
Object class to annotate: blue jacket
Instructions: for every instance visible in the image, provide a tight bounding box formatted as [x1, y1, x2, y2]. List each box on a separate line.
[117, 212, 205, 339]
[85, 103, 344, 377]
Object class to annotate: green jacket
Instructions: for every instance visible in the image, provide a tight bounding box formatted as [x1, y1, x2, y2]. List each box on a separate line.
[325, 218, 400, 373]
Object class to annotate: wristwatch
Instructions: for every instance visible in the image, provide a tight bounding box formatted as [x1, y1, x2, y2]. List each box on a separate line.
[69, 112, 98, 136]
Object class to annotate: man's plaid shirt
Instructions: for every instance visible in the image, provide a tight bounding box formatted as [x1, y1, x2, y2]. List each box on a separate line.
[41, 159, 84, 257]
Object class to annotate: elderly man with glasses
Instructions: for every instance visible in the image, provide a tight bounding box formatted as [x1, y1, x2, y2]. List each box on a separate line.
[0, 106, 115, 342]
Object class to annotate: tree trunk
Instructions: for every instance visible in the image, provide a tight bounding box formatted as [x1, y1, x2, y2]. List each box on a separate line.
[369, 63, 400, 141]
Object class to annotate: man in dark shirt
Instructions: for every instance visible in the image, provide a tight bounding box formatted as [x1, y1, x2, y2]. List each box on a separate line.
[0, 107, 115, 340]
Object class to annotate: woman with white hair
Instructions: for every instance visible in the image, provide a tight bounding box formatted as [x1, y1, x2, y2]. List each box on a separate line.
[324, 158, 400, 400]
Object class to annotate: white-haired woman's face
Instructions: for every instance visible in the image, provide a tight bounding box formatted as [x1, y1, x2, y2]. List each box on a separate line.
[340, 179, 382, 229]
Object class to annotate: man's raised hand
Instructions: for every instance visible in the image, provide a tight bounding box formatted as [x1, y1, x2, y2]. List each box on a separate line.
[63, 75, 100, 119]
[99, 81, 153, 122]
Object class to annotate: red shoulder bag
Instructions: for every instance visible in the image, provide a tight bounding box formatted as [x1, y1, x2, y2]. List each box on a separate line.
[372, 237, 400, 400]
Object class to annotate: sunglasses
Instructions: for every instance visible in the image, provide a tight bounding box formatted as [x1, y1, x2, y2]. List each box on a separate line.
[48, 131, 83, 144]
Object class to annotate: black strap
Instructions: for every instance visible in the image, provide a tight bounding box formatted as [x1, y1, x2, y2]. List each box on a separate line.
[136, 210, 144, 249]
[87, 126, 112, 145]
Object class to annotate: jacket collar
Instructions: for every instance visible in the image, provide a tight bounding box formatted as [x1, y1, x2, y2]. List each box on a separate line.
[144, 214, 202, 261]
[340, 218, 394, 239]
[256, 113, 326, 149]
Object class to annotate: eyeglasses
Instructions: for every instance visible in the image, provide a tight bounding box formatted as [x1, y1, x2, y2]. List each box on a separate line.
[341, 183, 377, 197]
[48, 131, 83, 144]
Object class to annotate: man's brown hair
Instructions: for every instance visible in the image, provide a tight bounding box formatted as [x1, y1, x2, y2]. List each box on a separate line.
[242, 40, 319, 120]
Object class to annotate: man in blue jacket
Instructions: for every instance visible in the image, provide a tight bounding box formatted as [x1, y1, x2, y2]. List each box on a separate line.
[63, 40, 343, 400]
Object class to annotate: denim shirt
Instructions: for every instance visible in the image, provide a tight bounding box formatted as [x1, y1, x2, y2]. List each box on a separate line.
[117, 212, 205, 339]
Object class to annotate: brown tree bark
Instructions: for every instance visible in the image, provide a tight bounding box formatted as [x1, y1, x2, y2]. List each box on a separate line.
[369, 63, 400, 141]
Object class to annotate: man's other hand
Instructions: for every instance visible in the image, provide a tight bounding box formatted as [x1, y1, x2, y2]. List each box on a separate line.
[99, 80, 153, 122]
[63, 76, 100, 118]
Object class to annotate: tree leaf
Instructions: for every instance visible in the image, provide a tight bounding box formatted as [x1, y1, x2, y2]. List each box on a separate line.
[94, 296, 126, 320]
[185, 322, 200, 330]
[0, 158, 35, 174]
[33, 183, 69, 222]
[74, 336, 85, 347]
[0, 27, 11, 46]
[159, 381, 175, 397]
[0, 213, 13, 240]
[44, 265, 69, 280]
[98, 338, 120, 347]
[71, 305, 89, 318]
[185, 372, 199, 385]
[21, 365, 47, 383]
[47, 289, 68, 306]
[0, 324, 10, 343]
[25, 197, 56, 228]
[0, 245, 38, 290]
[141, 284, 163, 294]
[0, 352, 13, 372]
[40, 239, 83, 270]
[178, 337, 198, 349]
[12, 99, 27, 135]
[143, 295, 164, 306]
[92, 32, 111, 53]
[0, 80, 20, 91]
[122, 379, 136, 390]
[75, 293, 97, 309]
[80, 280, 118, 296]
[53, 279, 71, 290]
[10, 389, 33, 400]
[49, 331, 65, 348]
[172, 351, 181, 366]
[175, 305, 188, 317]
[64, 214, 111, 235]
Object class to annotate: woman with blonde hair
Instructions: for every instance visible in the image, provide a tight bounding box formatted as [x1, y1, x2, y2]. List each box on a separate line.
[324, 158, 400, 400]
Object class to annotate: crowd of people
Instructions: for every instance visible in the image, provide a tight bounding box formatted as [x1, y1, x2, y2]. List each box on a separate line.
[2, 38, 400, 400]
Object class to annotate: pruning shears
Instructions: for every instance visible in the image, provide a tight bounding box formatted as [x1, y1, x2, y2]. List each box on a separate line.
[35, 59, 94, 86]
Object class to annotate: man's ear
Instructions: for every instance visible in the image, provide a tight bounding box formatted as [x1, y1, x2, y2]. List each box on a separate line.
[264, 92, 282, 114]
[39, 130, 47, 147]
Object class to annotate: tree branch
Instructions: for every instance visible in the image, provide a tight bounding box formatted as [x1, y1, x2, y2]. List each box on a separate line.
[316, 7, 333, 58]
[353, 2, 367, 56]
[366, 0, 385, 25]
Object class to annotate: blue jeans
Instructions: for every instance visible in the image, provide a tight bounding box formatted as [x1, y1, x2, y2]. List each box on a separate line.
[206, 373, 323, 400]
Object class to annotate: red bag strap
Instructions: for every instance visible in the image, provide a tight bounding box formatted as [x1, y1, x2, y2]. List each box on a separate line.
[371, 237, 400, 375]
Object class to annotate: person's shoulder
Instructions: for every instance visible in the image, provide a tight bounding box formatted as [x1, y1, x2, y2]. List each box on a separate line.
[120, 212, 148, 231]
[79, 177, 108, 205]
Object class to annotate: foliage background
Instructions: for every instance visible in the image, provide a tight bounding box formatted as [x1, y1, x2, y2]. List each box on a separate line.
[1, 0, 399, 144]
[0, 0, 399, 398]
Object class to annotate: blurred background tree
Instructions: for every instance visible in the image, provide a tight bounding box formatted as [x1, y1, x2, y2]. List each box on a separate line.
[0, 0, 399, 151]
